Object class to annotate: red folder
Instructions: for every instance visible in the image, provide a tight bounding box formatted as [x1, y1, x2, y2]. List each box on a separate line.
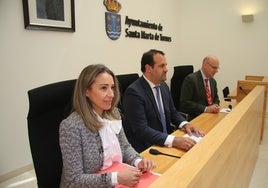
[98, 162, 160, 188]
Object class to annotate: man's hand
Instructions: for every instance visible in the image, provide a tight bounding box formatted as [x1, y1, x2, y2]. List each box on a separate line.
[183, 123, 205, 137]
[206, 104, 220, 113]
[172, 137, 196, 151]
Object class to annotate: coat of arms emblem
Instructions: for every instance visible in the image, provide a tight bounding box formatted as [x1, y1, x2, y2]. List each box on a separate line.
[103, 0, 122, 40]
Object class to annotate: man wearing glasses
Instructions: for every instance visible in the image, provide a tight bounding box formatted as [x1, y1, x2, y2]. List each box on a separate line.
[180, 55, 220, 120]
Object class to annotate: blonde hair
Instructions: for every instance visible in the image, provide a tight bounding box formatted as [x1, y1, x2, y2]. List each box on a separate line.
[72, 64, 120, 132]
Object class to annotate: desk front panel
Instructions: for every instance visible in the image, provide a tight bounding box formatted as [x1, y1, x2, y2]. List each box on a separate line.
[149, 86, 264, 188]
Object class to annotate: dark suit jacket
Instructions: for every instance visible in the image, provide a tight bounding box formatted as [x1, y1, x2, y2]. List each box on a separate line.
[180, 70, 220, 120]
[122, 76, 185, 153]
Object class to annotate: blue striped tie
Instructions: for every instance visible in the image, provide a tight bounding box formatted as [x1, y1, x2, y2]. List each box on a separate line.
[155, 86, 167, 133]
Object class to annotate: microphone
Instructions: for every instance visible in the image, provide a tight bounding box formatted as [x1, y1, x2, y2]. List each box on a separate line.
[149, 148, 181, 158]
[239, 86, 247, 95]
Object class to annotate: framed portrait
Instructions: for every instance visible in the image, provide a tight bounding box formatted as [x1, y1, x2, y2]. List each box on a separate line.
[22, 0, 75, 32]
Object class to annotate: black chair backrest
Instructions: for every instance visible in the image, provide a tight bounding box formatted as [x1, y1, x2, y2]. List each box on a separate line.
[27, 79, 76, 188]
[116, 73, 139, 110]
[171, 65, 194, 110]
[222, 86, 231, 101]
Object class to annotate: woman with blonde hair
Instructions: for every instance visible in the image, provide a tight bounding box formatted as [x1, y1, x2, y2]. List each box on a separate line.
[59, 64, 155, 188]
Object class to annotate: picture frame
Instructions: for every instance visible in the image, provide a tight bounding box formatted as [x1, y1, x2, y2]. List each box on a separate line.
[22, 0, 75, 32]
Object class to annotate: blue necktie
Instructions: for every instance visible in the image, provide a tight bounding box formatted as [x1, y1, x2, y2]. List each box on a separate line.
[155, 86, 167, 133]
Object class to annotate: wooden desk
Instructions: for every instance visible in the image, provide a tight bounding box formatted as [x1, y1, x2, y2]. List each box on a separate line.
[228, 75, 268, 100]
[227, 89, 237, 99]
[148, 86, 265, 188]
[140, 101, 235, 174]
[227, 75, 268, 141]
[245, 75, 268, 81]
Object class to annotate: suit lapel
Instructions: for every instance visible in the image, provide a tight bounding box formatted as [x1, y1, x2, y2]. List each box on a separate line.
[197, 71, 207, 99]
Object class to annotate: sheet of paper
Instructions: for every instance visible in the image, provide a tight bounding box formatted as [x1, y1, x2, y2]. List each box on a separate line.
[220, 108, 232, 113]
[183, 133, 203, 142]
[98, 162, 161, 188]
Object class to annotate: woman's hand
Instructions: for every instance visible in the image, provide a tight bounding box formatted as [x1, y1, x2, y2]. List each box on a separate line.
[117, 159, 155, 186]
[117, 168, 142, 187]
[137, 159, 156, 172]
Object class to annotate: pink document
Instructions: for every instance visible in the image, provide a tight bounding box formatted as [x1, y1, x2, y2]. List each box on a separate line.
[98, 162, 161, 188]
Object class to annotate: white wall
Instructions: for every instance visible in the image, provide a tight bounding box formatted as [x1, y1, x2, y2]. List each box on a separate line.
[0, 0, 267, 176]
[178, 0, 268, 92]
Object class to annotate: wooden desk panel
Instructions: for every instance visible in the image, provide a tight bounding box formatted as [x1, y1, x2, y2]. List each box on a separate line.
[228, 75, 268, 100]
[149, 86, 265, 188]
[227, 75, 268, 140]
[263, 77, 268, 82]
[236, 80, 268, 102]
[140, 101, 235, 174]
[227, 89, 237, 99]
[237, 80, 268, 141]
[245, 75, 264, 81]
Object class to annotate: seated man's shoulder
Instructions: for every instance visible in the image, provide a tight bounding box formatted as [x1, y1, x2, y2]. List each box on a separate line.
[187, 71, 200, 80]
[184, 72, 195, 81]
[125, 79, 144, 95]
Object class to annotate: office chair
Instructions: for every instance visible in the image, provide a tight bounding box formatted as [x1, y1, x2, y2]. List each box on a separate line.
[27, 79, 76, 188]
[116, 73, 139, 110]
[222, 86, 231, 101]
[170, 65, 194, 121]
[170, 65, 194, 111]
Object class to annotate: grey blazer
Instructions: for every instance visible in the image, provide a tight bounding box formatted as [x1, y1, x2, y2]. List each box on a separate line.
[180, 70, 220, 119]
[59, 112, 140, 188]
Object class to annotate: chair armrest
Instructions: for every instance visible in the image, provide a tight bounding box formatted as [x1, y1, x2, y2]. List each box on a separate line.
[171, 111, 190, 132]
[178, 111, 189, 121]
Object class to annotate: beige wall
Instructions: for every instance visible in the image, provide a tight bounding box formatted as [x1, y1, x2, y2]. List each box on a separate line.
[0, 0, 267, 176]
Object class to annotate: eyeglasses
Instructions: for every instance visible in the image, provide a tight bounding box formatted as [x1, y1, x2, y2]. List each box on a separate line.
[207, 62, 220, 70]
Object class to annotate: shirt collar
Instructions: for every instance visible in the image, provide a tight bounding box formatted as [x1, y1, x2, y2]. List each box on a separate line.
[200, 69, 209, 80]
[96, 113, 121, 134]
[143, 75, 159, 89]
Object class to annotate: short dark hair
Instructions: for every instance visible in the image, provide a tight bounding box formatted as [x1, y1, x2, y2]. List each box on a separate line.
[141, 49, 165, 72]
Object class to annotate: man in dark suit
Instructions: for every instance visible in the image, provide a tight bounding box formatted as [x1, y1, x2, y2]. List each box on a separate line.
[180, 55, 220, 120]
[122, 49, 204, 153]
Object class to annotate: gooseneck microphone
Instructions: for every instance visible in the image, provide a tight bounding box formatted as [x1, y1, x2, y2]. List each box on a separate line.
[239, 86, 247, 95]
[149, 148, 181, 158]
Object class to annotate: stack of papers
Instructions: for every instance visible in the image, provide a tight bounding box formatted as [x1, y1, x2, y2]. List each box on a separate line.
[220, 108, 232, 113]
[183, 133, 203, 142]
